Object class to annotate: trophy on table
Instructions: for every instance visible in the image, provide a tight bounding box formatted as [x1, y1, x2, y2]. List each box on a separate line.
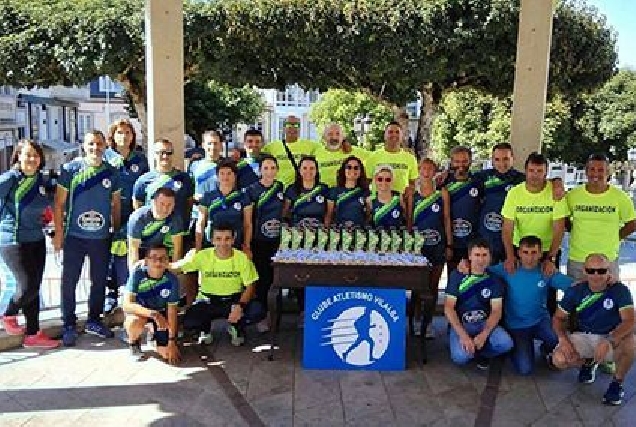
[354, 228, 367, 252]
[290, 226, 303, 250]
[390, 227, 402, 253]
[341, 228, 354, 252]
[303, 227, 317, 250]
[316, 227, 329, 251]
[412, 227, 426, 255]
[366, 227, 379, 253]
[328, 227, 340, 252]
[280, 224, 292, 250]
[402, 228, 415, 254]
[379, 229, 391, 253]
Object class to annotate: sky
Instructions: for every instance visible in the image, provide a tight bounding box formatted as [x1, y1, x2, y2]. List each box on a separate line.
[585, 0, 635, 69]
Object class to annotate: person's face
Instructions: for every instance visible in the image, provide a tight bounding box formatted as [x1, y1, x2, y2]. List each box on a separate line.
[518, 244, 541, 269]
[84, 134, 106, 164]
[492, 148, 513, 174]
[419, 161, 436, 180]
[19, 144, 41, 174]
[375, 170, 393, 191]
[114, 125, 133, 149]
[451, 152, 471, 176]
[244, 135, 262, 157]
[300, 160, 317, 182]
[146, 249, 168, 270]
[344, 159, 361, 181]
[260, 159, 278, 181]
[324, 125, 343, 148]
[384, 125, 402, 149]
[525, 162, 547, 187]
[212, 230, 235, 253]
[203, 135, 222, 159]
[153, 193, 175, 219]
[586, 160, 609, 185]
[284, 117, 300, 142]
[218, 167, 236, 187]
[584, 257, 611, 288]
[155, 142, 174, 169]
[468, 246, 491, 270]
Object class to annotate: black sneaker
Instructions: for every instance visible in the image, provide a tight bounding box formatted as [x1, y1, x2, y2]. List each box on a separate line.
[578, 362, 598, 384]
[602, 380, 625, 405]
[129, 340, 145, 362]
[476, 357, 490, 370]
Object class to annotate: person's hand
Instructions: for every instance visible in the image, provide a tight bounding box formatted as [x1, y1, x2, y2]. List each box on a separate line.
[435, 170, 449, 187]
[460, 332, 475, 356]
[456, 258, 470, 274]
[152, 312, 168, 330]
[551, 178, 565, 201]
[473, 332, 488, 351]
[445, 247, 454, 262]
[504, 256, 516, 274]
[594, 339, 612, 364]
[542, 259, 556, 276]
[228, 304, 243, 323]
[166, 342, 181, 365]
[557, 337, 578, 363]
[242, 245, 252, 260]
[134, 259, 146, 269]
[53, 232, 63, 252]
[342, 140, 353, 154]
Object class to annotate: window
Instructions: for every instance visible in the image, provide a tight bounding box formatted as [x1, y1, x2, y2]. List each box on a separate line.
[78, 114, 92, 137]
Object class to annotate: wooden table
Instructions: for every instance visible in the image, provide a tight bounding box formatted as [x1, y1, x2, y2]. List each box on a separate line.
[267, 262, 433, 364]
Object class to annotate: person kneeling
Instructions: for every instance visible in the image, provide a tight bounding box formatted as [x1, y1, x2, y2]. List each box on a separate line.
[444, 238, 513, 369]
[551, 253, 635, 406]
[123, 244, 180, 364]
[171, 224, 261, 346]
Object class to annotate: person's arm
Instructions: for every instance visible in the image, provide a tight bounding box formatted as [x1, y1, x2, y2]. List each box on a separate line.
[282, 199, 292, 224]
[444, 296, 475, 355]
[53, 185, 68, 251]
[132, 177, 145, 210]
[441, 188, 453, 259]
[111, 191, 121, 233]
[502, 218, 516, 272]
[552, 306, 578, 361]
[167, 303, 179, 341]
[474, 300, 503, 350]
[543, 218, 565, 275]
[365, 197, 373, 225]
[171, 234, 183, 262]
[242, 205, 253, 257]
[122, 292, 156, 318]
[127, 238, 142, 270]
[325, 200, 334, 229]
[195, 205, 207, 251]
[619, 220, 636, 240]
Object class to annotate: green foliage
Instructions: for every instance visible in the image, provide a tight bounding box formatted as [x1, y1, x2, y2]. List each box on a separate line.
[309, 89, 394, 150]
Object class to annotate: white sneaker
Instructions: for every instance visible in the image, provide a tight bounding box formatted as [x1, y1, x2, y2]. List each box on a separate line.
[256, 318, 270, 333]
[425, 323, 436, 339]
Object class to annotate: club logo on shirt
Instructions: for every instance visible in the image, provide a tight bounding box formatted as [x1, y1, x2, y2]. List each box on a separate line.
[484, 213, 503, 232]
[537, 280, 546, 288]
[452, 219, 472, 238]
[463, 309, 486, 323]
[39, 186, 46, 196]
[160, 288, 171, 298]
[359, 197, 365, 205]
[233, 202, 242, 211]
[261, 219, 281, 239]
[160, 225, 170, 234]
[469, 187, 479, 197]
[173, 180, 182, 190]
[278, 192, 284, 200]
[298, 218, 322, 228]
[481, 288, 491, 298]
[77, 210, 105, 232]
[102, 178, 111, 189]
[131, 164, 139, 173]
[422, 229, 441, 246]
[392, 210, 400, 219]
[603, 298, 614, 310]
[316, 195, 325, 204]
[431, 203, 440, 213]
[505, 184, 513, 191]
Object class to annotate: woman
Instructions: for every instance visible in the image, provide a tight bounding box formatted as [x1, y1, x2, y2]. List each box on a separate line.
[197, 159, 251, 251]
[411, 158, 453, 338]
[283, 156, 329, 229]
[244, 155, 284, 332]
[0, 140, 58, 348]
[325, 156, 370, 229]
[367, 166, 406, 229]
[104, 119, 149, 312]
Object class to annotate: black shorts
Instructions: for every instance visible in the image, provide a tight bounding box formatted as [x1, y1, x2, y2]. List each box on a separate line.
[146, 310, 168, 347]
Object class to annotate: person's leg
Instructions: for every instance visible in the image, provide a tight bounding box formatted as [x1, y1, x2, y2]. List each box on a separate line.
[252, 240, 278, 311]
[508, 327, 535, 375]
[533, 315, 559, 354]
[545, 250, 562, 316]
[240, 300, 265, 326]
[19, 240, 47, 336]
[86, 238, 111, 323]
[448, 323, 475, 365]
[612, 334, 634, 382]
[61, 236, 87, 327]
[183, 301, 216, 333]
[124, 314, 147, 343]
[480, 326, 514, 358]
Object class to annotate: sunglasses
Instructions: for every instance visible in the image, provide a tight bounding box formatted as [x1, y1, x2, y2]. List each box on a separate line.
[345, 164, 360, 170]
[284, 122, 301, 129]
[156, 150, 174, 156]
[585, 268, 608, 275]
[376, 177, 392, 183]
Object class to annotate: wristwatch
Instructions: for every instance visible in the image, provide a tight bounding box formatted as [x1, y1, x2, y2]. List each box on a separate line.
[547, 255, 557, 263]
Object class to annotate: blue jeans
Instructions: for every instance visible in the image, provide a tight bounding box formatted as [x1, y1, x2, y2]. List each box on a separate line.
[61, 235, 111, 327]
[508, 315, 558, 375]
[449, 321, 513, 365]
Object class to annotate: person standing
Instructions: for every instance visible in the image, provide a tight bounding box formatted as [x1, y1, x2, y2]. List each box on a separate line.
[283, 156, 329, 229]
[368, 166, 406, 230]
[314, 123, 366, 188]
[325, 156, 370, 229]
[237, 129, 262, 189]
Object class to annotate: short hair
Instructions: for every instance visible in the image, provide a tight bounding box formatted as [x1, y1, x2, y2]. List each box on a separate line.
[146, 243, 169, 256]
[374, 165, 394, 176]
[450, 145, 472, 159]
[467, 237, 491, 253]
[154, 138, 172, 147]
[584, 253, 610, 265]
[322, 123, 343, 140]
[153, 187, 176, 199]
[259, 154, 278, 168]
[336, 156, 369, 188]
[212, 223, 236, 236]
[107, 119, 137, 151]
[244, 129, 263, 141]
[293, 156, 321, 194]
[216, 159, 239, 176]
[518, 235, 542, 250]
[524, 152, 548, 169]
[384, 121, 401, 131]
[11, 139, 46, 171]
[202, 130, 224, 143]
[492, 142, 513, 154]
[84, 130, 106, 143]
[419, 158, 438, 170]
[586, 153, 609, 167]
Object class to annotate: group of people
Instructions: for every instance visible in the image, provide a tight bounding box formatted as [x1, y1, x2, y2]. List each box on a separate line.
[0, 114, 634, 406]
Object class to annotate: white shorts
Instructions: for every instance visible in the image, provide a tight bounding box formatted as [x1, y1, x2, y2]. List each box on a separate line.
[568, 332, 614, 362]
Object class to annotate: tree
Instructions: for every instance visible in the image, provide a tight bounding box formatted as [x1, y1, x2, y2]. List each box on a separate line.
[309, 89, 394, 150]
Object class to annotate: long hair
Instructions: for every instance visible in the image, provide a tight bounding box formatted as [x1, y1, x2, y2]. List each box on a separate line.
[336, 155, 368, 188]
[293, 155, 320, 194]
[107, 119, 137, 151]
[11, 139, 46, 172]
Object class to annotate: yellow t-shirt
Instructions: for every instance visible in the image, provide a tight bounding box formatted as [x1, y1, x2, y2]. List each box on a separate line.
[175, 248, 258, 297]
[365, 148, 418, 193]
[313, 146, 369, 188]
[566, 185, 636, 262]
[501, 183, 569, 250]
[261, 139, 320, 187]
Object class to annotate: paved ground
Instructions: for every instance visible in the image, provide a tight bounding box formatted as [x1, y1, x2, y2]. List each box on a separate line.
[1, 316, 636, 427]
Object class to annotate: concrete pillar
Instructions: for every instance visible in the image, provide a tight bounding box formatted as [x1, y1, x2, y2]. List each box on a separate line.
[145, 0, 184, 169]
[510, 0, 554, 170]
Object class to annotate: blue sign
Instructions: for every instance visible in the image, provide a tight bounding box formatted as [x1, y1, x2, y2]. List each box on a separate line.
[303, 287, 406, 371]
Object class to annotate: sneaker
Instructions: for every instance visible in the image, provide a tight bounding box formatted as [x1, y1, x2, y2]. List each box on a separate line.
[227, 325, 245, 347]
[129, 340, 145, 362]
[104, 291, 118, 314]
[578, 362, 598, 384]
[425, 323, 436, 340]
[2, 316, 25, 335]
[62, 325, 78, 347]
[602, 380, 625, 405]
[256, 318, 270, 333]
[476, 357, 490, 371]
[198, 331, 213, 345]
[23, 331, 60, 349]
[599, 361, 616, 375]
[84, 320, 114, 339]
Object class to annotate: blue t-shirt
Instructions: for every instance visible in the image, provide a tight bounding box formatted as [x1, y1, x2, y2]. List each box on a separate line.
[236, 157, 260, 190]
[128, 205, 183, 253]
[133, 169, 194, 229]
[245, 180, 284, 242]
[59, 159, 121, 240]
[370, 192, 405, 229]
[0, 169, 52, 244]
[328, 186, 369, 228]
[445, 177, 483, 250]
[445, 270, 503, 324]
[126, 266, 180, 311]
[190, 159, 219, 199]
[284, 183, 329, 228]
[559, 282, 633, 335]
[200, 189, 249, 247]
[473, 169, 524, 251]
[412, 190, 446, 264]
[489, 263, 573, 329]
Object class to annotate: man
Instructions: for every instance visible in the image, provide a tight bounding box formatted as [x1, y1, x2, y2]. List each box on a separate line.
[261, 115, 320, 187]
[236, 129, 262, 189]
[365, 121, 418, 195]
[127, 187, 183, 269]
[444, 238, 513, 369]
[53, 130, 121, 346]
[189, 130, 224, 198]
[314, 123, 367, 187]
[171, 224, 262, 346]
[123, 244, 180, 364]
[566, 153, 635, 280]
[551, 254, 635, 406]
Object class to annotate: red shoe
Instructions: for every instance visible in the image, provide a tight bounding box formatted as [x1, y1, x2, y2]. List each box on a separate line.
[2, 316, 25, 335]
[23, 331, 60, 349]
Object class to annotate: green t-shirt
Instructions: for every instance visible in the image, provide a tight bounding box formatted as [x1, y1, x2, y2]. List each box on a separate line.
[566, 185, 636, 262]
[365, 148, 418, 193]
[261, 139, 320, 187]
[175, 248, 258, 297]
[501, 183, 569, 250]
[314, 145, 369, 188]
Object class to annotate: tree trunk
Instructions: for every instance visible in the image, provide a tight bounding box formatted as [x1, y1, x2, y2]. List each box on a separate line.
[118, 75, 148, 151]
[392, 105, 411, 150]
[415, 83, 438, 160]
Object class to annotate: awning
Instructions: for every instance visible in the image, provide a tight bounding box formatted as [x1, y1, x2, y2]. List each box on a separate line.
[17, 94, 79, 108]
